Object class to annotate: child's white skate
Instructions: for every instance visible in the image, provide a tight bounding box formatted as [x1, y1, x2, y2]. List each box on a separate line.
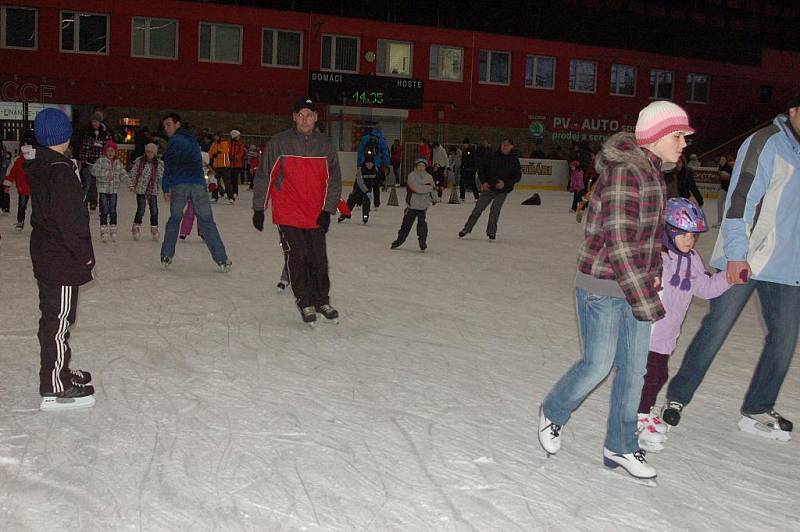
[110, 225, 118, 242]
[131, 223, 141, 240]
[151, 226, 160, 241]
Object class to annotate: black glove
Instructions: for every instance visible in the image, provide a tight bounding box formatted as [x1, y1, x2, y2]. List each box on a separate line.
[252, 210, 265, 231]
[316, 211, 331, 233]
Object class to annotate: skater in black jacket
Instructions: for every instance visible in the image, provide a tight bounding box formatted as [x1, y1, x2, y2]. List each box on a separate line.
[26, 108, 96, 411]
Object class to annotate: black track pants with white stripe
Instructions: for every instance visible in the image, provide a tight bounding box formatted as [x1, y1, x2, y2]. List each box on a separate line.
[37, 281, 79, 395]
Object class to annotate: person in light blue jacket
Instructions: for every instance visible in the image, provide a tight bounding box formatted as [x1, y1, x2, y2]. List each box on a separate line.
[663, 96, 800, 441]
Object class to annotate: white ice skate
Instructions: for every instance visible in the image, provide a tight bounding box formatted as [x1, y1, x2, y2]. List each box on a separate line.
[100, 224, 109, 243]
[537, 405, 562, 455]
[637, 423, 666, 453]
[603, 448, 657, 486]
[738, 410, 792, 442]
[40, 395, 96, 411]
[131, 223, 141, 241]
[151, 226, 160, 241]
[110, 225, 118, 242]
[216, 260, 232, 273]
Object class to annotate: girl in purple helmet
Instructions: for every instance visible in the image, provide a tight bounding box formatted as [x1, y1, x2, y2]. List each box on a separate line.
[636, 197, 732, 452]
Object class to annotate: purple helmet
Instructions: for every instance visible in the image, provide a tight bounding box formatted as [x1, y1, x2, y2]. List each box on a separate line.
[665, 197, 707, 233]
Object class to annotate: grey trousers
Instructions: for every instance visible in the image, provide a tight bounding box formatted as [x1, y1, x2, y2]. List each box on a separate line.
[462, 189, 509, 236]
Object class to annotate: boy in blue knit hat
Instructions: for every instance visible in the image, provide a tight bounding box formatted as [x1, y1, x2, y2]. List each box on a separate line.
[26, 108, 96, 410]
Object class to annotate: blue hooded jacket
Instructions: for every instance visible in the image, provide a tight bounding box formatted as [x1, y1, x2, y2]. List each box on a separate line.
[357, 128, 391, 168]
[710, 114, 800, 286]
[162, 127, 205, 193]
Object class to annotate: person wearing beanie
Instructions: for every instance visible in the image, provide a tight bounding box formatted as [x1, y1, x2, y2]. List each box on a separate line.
[25, 107, 96, 410]
[78, 110, 112, 211]
[661, 94, 800, 441]
[339, 159, 378, 224]
[390, 158, 436, 251]
[635, 198, 730, 452]
[537, 101, 694, 483]
[128, 142, 164, 241]
[91, 140, 129, 242]
[228, 129, 246, 192]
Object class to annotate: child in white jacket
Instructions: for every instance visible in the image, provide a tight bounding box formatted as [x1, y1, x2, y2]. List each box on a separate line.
[91, 140, 128, 242]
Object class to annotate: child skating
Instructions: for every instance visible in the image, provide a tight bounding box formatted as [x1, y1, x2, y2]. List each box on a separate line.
[27, 108, 96, 410]
[636, 198, 731, 452]
[391, 158, 436, 252]
[91, 141, 128, 242]
[128, 143, 163, 241]
[340, 160, 378, 224]
[3, 133, 34, 231]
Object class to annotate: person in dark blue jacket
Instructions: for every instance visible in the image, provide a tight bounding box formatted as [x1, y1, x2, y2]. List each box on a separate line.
[159, 112, 231, 272]
[357, 127, 391, 206]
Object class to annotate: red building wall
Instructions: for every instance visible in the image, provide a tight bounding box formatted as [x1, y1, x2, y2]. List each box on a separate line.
[3, 0, 797, 147]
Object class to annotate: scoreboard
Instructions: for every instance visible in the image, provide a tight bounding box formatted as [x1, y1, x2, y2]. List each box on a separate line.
[309, 71, 424, 109]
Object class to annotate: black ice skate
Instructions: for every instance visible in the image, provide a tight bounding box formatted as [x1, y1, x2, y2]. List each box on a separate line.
[337, 214, 351, 223]
[419, 240, 427, 252]
[661, 400, 684, 427]
[362, 214, 369, 224]
[277, 281, 288, 293]
[316, 304, 339, 323]
[458, 230, 469, 238]
[299, 306, 317, 327]
[390, 240, 402, 249]
[40, 381, 96, 411]
[69, 368, 92, 386]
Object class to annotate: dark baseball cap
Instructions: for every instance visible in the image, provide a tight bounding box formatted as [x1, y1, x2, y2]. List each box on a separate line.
[293, 97, 316, 113]
[788, 94, 800, 110]
[501, 137, 514, 145]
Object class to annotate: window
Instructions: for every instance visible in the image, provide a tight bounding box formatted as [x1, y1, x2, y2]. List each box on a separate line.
[262, 28, 302, 68]
[524, 55, 555, 89]
[610, 64, 636, 96]
[321, 34, 359, 73]
[199, 22, 242, 63]
[569, 60, 597, 93]
[60, 11, 108, 54]
[650, 69, 674, 99]
[479, 50, 510, 85]
[687, 73, 709, 103]
[377, 40, 412, 77]
[1, 6, 37, 49]
[429, 45, 463, 81]
[131, 17, 178, 59]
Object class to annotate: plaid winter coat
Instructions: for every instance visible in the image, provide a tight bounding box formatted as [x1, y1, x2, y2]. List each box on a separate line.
[91, 156, 129, 194]
[577, 132, 666, 322]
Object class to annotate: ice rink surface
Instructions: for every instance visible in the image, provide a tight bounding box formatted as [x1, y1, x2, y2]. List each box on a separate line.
[0, 188, 797, 532]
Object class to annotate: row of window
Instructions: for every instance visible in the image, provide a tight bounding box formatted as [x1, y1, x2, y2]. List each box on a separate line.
[1, 6, 710, 103]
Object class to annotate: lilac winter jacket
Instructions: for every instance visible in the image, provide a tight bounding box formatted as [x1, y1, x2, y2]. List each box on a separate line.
[649, 250, 730, 355]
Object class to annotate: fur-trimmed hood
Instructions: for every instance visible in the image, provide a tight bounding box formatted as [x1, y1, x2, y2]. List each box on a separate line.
[595, 132, 661, 175]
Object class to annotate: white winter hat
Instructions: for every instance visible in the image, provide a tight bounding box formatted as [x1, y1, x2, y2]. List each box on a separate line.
[230, 130, 241, 139]
[144, 143, 158, 154]
[635, 101, 694, 146]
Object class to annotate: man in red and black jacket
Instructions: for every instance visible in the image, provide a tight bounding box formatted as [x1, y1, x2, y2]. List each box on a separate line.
[252, 97, 343, 326]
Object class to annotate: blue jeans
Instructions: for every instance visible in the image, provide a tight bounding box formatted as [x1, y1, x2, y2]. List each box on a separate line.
[666, 280, 800, 414]
[80, 165, 97, 208]
[542, 288, 651, 454]
[161, 183, 228, 264]
[134, 194, 159, 226]
[98, 193, 118, 226]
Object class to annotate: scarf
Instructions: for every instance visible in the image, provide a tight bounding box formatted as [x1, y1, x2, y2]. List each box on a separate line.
[133, 156, 159, 198]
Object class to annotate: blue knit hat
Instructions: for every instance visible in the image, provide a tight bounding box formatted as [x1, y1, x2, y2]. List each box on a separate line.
[34, 108, 72, 147]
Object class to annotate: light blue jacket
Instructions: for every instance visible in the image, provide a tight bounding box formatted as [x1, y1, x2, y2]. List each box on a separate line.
[710, 114, 800, 286]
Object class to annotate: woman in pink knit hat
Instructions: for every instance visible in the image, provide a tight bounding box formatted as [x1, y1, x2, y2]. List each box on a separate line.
[537, 101, 694, 485]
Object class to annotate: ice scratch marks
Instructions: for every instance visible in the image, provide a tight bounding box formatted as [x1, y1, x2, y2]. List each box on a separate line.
[295, 462, 321, 526]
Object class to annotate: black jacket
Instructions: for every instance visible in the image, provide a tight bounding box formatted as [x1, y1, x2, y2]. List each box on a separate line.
[25, 147, 95, 286]
[479, 150, 522, 192]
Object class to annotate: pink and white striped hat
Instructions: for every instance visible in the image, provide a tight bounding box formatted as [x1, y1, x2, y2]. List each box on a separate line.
[635, 101, 695, 146]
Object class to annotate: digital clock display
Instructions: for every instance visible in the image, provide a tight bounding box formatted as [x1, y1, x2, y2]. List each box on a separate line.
[309, 71, 424, 109]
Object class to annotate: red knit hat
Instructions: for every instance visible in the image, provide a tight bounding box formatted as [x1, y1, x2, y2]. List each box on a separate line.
[635, 101, 695, 146]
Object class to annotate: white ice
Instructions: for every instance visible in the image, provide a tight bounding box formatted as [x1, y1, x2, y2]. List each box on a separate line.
[0, 188, 797, 531]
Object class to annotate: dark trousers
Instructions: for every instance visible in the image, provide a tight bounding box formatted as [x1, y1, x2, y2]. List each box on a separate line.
[215, 168, 235, 200]
[462, 189, 508, 237]
[279, 226, 331, 309]
[230, 168, 243, 195]
[134, 194, 159, 226]
[346, 187, 371, 217]
[392, 163, 401, 185]
[571, 191, 583, 211]
[396, 208, 428, 244]
[638, 351, 669, 413]
[37, 281, 79, 395]
[460, 169, 479, 200]
[0, 189, 9, 211]
[99, 193, 118, 226]
[17, 194, 29, 223]
[81, 165, 98, 209]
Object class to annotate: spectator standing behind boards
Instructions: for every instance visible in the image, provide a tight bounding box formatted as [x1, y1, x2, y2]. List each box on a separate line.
[390, 139, 402, 185]
[128, 142, 163, 241]
[229, 129, 246, 191]
[675, 155, 703, 206]
[208, 132, 233, 204]
[714, 155, 733, 227]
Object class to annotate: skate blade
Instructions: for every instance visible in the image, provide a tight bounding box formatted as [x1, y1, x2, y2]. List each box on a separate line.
[40, 395, 96, 411]
[738, 417, 791, 442]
